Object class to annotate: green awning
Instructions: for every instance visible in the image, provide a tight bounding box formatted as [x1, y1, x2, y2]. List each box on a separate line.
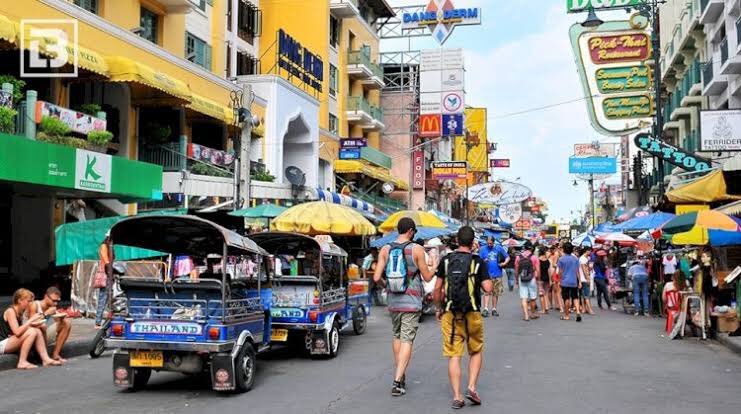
[55, 209, 186, 265]
[0, 133, 163, 201]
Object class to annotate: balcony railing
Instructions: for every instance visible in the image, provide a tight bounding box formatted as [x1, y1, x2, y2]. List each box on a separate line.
[703, 61, 714, 87]
[347, 49, 384, 79]
[721, 37, 729, 65]
[369, 105, 384, 123]
[139, 142, 183, 171]
[347, 95, 373, 115]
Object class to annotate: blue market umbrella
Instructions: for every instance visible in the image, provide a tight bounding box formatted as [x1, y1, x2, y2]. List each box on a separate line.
[571, 232, 596, 246]
[370, 227, 454, 248]
[614, 212, 675, 232]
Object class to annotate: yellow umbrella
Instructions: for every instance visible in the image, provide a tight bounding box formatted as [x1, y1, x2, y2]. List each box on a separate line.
[379, 210, 447, 233]
[271, 201, 376, 236]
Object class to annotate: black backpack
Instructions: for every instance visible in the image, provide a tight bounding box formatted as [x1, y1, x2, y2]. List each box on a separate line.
[518, 254, 535, 282]
[444, 252, 479, 313]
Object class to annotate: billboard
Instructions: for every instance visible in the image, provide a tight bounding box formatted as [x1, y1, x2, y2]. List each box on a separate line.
[568, 157, 618, 174]
[569, 20, 653, 136]
[490, 159, 511, 168]
[574, 142, 617, 157]
[431, 161, 467, 180]
[700, 110, 741, 152]
[467, 181, 533, 205]
[634, 133, 713, 172]
[453, 108, 488, 172]
[567, 0, 644, 13]
[402, 1, 481, 45]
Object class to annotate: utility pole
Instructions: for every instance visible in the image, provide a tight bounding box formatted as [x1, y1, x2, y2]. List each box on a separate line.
[233, 83, 253, 211]
[650, 0, 664, 198]
[588, 174, 596, 230]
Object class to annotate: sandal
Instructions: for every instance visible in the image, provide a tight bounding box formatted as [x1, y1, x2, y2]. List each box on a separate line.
[560, 315, 570, 320]
[451, 400, 465, 409]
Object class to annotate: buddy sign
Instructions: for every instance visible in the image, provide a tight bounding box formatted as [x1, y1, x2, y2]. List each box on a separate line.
[634, 133, 713, 172]
[402, 0, 482, 45]
[570, 20, 654, 136]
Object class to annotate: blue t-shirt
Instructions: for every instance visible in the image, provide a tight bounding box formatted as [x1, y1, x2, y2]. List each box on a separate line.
[629, 264, 648, 277]
[594, 262, 606, 280]
[479, 244, 508, 278]
[558, 254, 580, 288]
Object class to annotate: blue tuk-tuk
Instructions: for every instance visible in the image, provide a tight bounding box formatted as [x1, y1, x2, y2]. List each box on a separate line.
[104, 215, 270, 393]
[248, 232, 370, 357]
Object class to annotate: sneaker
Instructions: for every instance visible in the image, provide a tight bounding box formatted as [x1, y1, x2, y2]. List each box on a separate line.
[391, 381, 406, 397]
[482, 309, 490, 318]
[634, 312, 641, 317]
[465, 389, 482, 405]
[451, 400, 465, 409]
[491, 309, 499, 317]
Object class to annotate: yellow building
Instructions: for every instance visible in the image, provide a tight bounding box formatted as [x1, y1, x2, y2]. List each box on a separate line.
[248, 0, 408, 206]
[0, 0, 266, 282]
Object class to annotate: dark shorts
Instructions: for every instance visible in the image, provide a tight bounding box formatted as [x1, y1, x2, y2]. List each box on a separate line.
[561, 287, 579, 301]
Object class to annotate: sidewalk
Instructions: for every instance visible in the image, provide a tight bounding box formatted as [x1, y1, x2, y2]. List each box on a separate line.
[717, 332, 741, 357]
[0, 318, 98, 371]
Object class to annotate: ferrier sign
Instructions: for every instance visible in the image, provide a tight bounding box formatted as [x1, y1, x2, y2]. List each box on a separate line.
[567, 0, 643, 13]
[634, 133, 713, 172]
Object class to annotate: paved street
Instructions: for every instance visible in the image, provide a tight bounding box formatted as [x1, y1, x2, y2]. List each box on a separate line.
[1, 291, 740, 414]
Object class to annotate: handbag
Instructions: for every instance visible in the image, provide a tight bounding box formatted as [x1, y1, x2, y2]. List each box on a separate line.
[93, 262, 107, 289]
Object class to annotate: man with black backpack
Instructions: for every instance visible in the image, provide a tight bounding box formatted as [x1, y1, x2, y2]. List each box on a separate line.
[373, 217, 438, 397]
[433, 226, 493, 409]
[515, 241, 541, 321]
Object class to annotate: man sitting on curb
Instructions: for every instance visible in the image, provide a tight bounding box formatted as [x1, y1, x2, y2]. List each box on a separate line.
[26, 287, 72, 362]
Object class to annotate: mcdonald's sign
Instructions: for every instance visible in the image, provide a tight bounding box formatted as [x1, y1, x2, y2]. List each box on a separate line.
[419, 114, 441, 137]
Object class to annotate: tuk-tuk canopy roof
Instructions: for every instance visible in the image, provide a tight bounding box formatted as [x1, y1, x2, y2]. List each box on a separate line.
[111, 215, 266, 256]
[248, 232, 348, 257]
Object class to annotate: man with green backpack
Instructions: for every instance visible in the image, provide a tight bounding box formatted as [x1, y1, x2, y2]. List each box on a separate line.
[433, 226, 493, 409]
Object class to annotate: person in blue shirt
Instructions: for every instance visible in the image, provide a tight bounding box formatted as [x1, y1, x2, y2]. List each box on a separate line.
[557, 242, 582, 322]
[628, 259, 650, 316]
[478, 237, 510, 317]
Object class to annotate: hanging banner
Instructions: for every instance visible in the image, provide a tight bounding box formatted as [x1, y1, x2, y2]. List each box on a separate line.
[0, 90, 12, 109]
[700, 110, 741, 152]
[189, 144, 235, 167]
[35, 101, 107, 135]
[467, 181, 533, 205]
[569, 20, 653, 136]
[490, 159, 511, 168]
[634, 133, 713, 172]
[412, 148, 425, 190]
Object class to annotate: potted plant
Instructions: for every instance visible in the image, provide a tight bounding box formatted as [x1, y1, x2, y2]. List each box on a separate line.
[37, 116, 88, 150]
[141, 121, 172, 146]
[0, 75, 26, 105]
[0, 106, 17, 134]
[76, 103, 102, 116]
[87, 130, 113, 153]
[251, 170, 276, 183]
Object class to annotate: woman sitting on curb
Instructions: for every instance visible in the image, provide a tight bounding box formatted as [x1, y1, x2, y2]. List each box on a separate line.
[0, 288, 63, 369]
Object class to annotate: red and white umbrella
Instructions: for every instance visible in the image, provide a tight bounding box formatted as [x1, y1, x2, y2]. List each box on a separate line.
[501, 238, 523, 247]
[595, 232, 637, 246]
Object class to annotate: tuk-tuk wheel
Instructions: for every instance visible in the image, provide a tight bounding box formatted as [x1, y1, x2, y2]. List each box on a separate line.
[234, 344, 256, 393]
[352, 306, 367, 335]
[131, 368, 151, 390]
[328, 322, 341, 358]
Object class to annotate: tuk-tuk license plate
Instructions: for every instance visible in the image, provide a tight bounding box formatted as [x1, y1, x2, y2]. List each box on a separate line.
[271, 329, 289, 342]
[130, 351, 164, 368]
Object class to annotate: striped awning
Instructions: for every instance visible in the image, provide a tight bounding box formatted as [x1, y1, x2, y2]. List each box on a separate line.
[313, 188, 375, 214]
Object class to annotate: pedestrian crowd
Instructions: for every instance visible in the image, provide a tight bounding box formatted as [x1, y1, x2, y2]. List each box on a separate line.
[371, 223, 628, 409]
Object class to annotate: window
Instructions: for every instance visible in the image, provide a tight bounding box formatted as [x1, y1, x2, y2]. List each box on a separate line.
[329, 114, 339, 135]
[74, 0, 98, 14]
[330, 15, 340, 48]
[197, 0, 206, 11]
[186, 32, 212, 70]
[139, 7, 159, 44]
[236, 51, 259, 76]
[237, 0, 262, 44]
[329, 64, 338, 97]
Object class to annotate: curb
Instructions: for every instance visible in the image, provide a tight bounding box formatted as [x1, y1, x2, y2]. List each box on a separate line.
[0, 339, 93, 372]
[717, 333, 741, 358]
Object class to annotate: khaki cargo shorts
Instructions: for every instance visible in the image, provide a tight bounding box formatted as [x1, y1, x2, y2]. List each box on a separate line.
[441, 311, 484, 358]
[390, 311, 421, 344]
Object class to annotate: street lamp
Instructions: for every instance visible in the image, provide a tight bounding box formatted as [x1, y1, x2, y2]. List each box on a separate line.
[581, 8, 604, 28]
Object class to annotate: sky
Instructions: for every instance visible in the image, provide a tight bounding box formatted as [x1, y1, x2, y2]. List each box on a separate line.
[383, 0, 625, 223]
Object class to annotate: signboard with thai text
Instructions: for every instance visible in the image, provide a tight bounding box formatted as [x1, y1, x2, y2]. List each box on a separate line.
[431, 161, 467, 180]
[634, 133, 713, 172]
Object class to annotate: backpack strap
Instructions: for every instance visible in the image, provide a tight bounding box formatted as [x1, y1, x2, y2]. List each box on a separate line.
[468, 260, 478, 312]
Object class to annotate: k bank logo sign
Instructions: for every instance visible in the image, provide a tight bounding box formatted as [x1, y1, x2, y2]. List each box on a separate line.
[75, 149, 111, 193]
[20, 19, 79, 78]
